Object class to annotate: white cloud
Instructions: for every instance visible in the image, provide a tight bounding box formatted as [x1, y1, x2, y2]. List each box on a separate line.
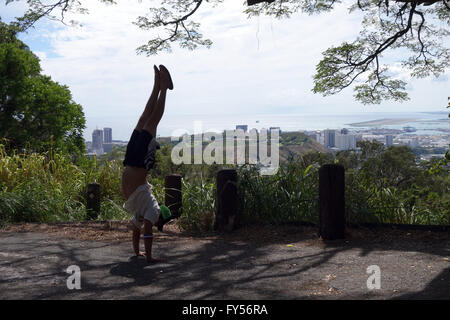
[34, 51, 47, 61]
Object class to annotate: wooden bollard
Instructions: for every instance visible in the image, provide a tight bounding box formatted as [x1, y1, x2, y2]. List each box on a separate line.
[319, 164, 345, 240]
[164, 174, 182, 218]
[215, 169, 238, 232]
[86, 183, 100, 220]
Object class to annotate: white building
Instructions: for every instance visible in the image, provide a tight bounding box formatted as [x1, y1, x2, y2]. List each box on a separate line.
[315, 131, 324, 145]
[269, 127, 281, 133]
[361, 135, 385, 144]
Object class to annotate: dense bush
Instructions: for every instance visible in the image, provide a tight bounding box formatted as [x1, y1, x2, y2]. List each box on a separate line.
[339, 142, 450, 225]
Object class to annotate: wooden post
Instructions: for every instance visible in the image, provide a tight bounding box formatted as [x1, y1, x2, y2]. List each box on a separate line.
[86, 183, 100, 220]
[319, 164, 345, 240]
[215, 169, 238, 232]
[164, 174, 182, 218]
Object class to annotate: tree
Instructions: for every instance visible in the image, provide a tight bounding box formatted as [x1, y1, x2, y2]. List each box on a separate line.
[4, 0, 449, 104]
[354, 141, 419, 188]
[0, 21, 86, 154]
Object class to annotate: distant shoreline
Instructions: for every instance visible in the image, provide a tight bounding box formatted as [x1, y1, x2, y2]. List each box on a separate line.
[347, 118, 419, 127]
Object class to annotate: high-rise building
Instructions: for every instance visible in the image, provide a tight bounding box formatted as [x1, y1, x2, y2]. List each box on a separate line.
[385, 134, 394, 147]
[323, 129, 336, 148]
[335, 133, 356, 150]
[92, 129, 103, 151]
[104, 127, 112, 143]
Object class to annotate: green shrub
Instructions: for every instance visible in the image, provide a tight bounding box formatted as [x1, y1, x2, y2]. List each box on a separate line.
[237, 161, 319, 225]
[177, 178, 216, 234]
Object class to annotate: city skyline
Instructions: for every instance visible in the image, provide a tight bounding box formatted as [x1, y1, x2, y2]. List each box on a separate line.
[88, 127, 124, 155]
[86, 122, 448, 152]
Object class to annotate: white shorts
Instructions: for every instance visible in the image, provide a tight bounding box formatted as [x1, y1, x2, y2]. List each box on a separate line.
[124, 183, 161, 229]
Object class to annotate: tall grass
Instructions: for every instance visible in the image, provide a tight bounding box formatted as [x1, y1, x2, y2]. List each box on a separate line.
[0, 145, 87, 225]
[0, 144, 138, 226]
[177, 178, 216, 234]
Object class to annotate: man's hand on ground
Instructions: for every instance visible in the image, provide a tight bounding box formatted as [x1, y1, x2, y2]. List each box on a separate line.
[136, 251, 146, 257]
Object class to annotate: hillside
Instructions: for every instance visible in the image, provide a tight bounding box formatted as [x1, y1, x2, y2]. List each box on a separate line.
[279, 131, 329, 163]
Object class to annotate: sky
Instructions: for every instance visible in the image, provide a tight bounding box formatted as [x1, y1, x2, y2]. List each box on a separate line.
[1, 0, 449, 141]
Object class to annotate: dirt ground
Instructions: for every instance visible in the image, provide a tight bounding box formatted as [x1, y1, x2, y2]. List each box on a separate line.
[0, 221, 449, 300]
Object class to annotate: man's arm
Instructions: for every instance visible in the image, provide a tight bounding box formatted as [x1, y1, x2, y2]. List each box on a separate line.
[143, 219, 154, 261]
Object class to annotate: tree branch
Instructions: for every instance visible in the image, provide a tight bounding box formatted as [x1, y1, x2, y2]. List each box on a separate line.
[247, 0, 276, 5]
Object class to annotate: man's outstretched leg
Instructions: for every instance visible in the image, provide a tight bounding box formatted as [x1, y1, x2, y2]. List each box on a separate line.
[135, 65, 161, 132]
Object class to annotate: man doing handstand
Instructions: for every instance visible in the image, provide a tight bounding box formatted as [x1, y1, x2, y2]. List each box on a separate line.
[122, 64, 173, 264]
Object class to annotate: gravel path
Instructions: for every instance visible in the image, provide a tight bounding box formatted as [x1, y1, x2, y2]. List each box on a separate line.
[0, 223, 449, 300]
